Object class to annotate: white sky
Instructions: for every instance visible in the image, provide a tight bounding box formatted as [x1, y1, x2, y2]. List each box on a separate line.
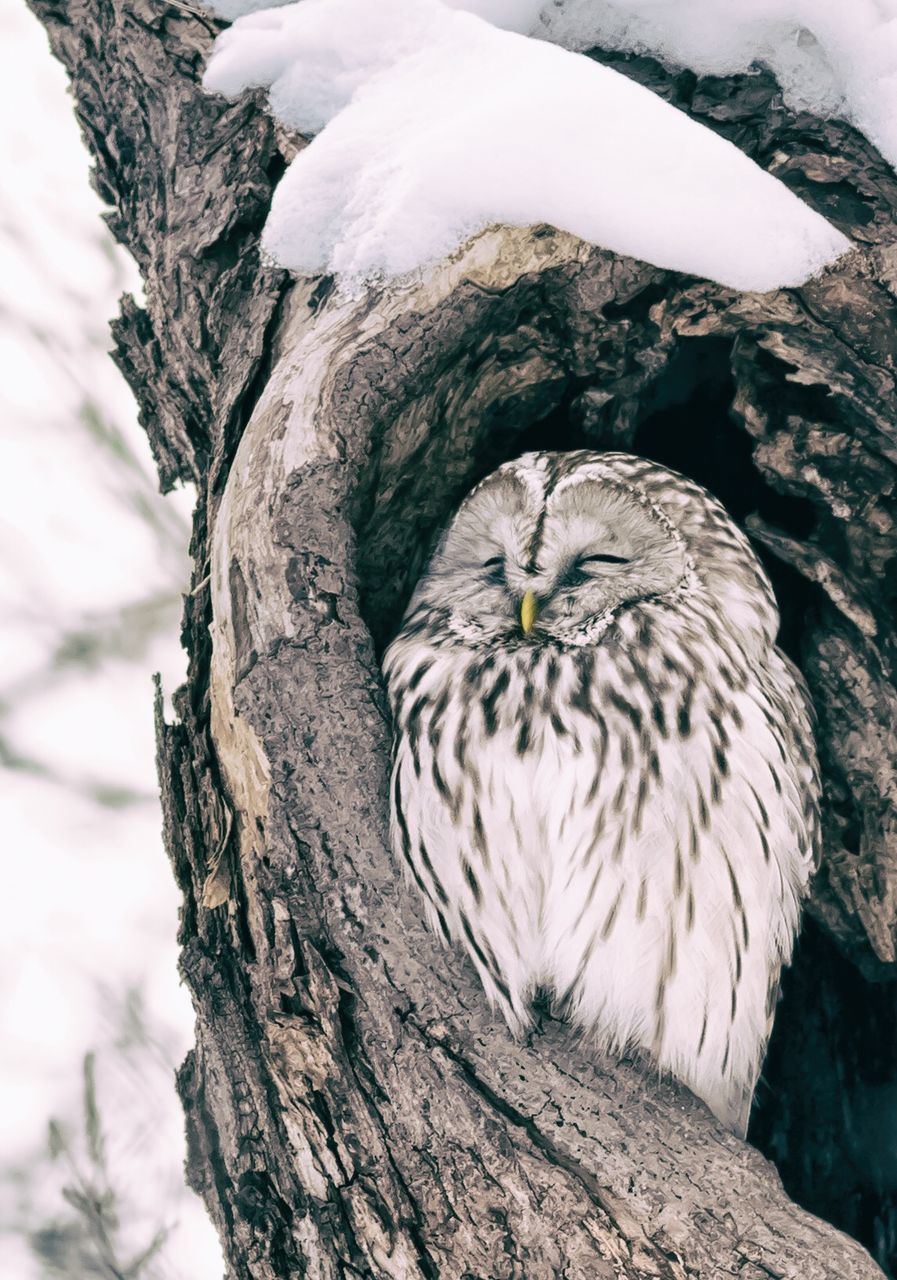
[0, 3, 221, 1275]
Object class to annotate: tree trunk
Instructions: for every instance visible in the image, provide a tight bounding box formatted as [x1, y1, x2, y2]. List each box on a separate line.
[31, 3, 897, 1276]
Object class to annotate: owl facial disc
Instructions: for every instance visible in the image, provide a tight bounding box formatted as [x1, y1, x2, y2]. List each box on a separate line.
[425, 453, 691, 647]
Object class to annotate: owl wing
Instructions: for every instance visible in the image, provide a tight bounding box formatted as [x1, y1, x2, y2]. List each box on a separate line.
[539, 639, 819, 1135]
[666, 644, 819, 1132]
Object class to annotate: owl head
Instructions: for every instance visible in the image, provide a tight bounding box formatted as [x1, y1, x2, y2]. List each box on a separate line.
[410, 450, 778, 649]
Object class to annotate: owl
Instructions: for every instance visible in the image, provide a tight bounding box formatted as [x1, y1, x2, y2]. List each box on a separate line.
[382, 450, 820, 1134]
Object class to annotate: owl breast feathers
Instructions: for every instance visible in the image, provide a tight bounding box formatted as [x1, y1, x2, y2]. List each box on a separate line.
[382, 450, 820, 1134]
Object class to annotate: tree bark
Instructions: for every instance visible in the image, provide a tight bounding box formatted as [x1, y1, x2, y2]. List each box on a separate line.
[31, 3, 897, 1277]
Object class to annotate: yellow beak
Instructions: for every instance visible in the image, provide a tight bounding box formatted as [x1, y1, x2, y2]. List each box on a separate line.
[520, 590, 538, 635]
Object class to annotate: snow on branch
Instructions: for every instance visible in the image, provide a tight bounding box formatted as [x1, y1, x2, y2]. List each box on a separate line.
[528, 0, 897, 171]
[203, 0, 850, 292]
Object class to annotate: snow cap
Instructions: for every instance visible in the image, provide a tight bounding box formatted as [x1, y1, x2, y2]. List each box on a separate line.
[203, 0, 851, 292]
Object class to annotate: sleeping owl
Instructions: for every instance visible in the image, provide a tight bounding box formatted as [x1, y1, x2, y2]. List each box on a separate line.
[382, 449, 820, 1133]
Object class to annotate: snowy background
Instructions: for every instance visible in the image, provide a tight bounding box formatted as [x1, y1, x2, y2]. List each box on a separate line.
[0, 4, 220, 1276]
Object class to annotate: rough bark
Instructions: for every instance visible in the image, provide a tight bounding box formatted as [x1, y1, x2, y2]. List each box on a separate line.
[31, 2, 897, 1277]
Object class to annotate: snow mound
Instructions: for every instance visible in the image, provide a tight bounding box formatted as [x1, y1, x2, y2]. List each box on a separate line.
[526, 0, 897, 169]
[205, 0, 897, 168]
[203, 0, 850, 292]
[443, 1, 897, 166]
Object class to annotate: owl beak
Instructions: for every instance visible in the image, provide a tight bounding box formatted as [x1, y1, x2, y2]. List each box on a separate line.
[520, 590, 539, 634]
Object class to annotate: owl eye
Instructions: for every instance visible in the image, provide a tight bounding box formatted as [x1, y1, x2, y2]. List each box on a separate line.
[481, 554, 505, 584]
[579, 553, 630, 565]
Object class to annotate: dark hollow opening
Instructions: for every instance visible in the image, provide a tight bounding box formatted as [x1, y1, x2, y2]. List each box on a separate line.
[752, 920, 897, 1273]
[356, 329, 895, 1276]
[628, 339, 818, 664]
[624, 344, 897, 1279]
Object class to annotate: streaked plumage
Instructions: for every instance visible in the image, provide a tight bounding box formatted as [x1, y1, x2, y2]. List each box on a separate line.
[383, 450, 819, 1132]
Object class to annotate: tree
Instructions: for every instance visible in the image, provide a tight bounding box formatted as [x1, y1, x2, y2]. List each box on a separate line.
[30, 2, 897, 1276]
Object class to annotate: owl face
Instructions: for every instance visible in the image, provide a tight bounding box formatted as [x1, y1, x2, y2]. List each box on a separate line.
[420, 453, 692, 645]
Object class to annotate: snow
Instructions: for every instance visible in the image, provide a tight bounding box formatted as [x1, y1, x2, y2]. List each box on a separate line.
[205, 0, 897, 168]
[444, 0, 544, 31]
[203, 0, 849, 293]
[528, 1, 897, 169]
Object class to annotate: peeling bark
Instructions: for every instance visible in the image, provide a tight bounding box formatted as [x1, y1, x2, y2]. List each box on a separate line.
[31, 3, 897, 1276]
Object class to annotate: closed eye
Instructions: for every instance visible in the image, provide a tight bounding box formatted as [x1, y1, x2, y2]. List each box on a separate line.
[481, 554, 506, 584]
[579, 553, 630, 565]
